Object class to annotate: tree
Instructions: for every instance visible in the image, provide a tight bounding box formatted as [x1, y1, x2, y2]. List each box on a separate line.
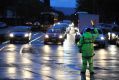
[76, 0, 119, 23]
[0, 0, 43, 18]
[76, 0, 95, 13]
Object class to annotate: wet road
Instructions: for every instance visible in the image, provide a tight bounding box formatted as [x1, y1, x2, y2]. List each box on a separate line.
[0, 32, 119, 80]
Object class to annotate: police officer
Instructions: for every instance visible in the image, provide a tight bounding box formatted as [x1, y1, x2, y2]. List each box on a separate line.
[77, 27, 99, 74]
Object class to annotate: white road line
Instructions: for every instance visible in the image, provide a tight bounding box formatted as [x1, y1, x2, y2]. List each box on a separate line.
[33, 33, 39, 36]
[0, 46, 6, 51]
[30, 35, 44, 44]
[2, 41, 10, 44]
[19, 45, 24, 55]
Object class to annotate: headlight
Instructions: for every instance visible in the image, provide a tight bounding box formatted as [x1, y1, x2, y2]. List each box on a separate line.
[9, 33, 14, 37]
[100, 36, 105, 40]
[45, 34, 49, 38]
[112, 33, 116, 37]
[108, 32, 111, 35]
[59, 35, 63, 38]
[24, 33, 29, 37]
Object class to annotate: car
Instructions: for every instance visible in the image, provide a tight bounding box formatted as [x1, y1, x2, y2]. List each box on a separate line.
[60, 20, 74, 26]
[0, 22, 7, 28]
[51, 23, 70, 36]
[9, 26, 32, 44]
[107, 26, 119, 44]
[82, 27, 107, 47]
[44, 29, 65, 44]
[52, 22, 69, 31]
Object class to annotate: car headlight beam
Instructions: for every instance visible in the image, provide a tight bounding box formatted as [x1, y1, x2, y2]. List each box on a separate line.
[112, 33, 116, 37]
[24, 33, 29, 37]
[9, 33, 14, 37]
[100, 36, 105, 40]
[59, 35, 63, 39]
[45, 34, 49, 38]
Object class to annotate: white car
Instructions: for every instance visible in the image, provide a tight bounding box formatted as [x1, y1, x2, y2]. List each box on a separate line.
[9, 26, 32, 44]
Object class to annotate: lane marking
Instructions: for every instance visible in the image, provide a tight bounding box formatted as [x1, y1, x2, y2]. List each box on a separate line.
[0, 45, 7, 52]
[33, 33, 39, 36]
[2, 41, 9, 44]
[30, 35, 44, 44]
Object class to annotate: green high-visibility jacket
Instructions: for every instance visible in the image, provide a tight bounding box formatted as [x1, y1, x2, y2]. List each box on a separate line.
[77, 28, 99, 57]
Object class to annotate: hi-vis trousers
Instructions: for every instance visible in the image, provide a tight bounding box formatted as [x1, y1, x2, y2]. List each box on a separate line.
[81, 56, 94, 73]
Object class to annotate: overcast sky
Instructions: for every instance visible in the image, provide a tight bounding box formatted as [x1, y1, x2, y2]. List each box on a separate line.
[50, 0, 76, 8]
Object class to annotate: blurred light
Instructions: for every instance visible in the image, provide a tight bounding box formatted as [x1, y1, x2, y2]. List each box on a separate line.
[100, 36, 105, 40]
[96, 49, 107, 66]
[23, 44, 31, 48]
[108, 32, 111, 40]
[59, 35, 63, 39]
[22, 70, 32, 78]
[9, 33, 14, 37]
[7, 67, 16, 74]
[21, 58, 31, 64]
[108, 45, 117, 55]
[43, 57, 50, 60]
[6, 53, 16, 63]
[112, 33, 116, 37]
[57, 22, 60, 24]
[24, 33, 29, 37]
[45, 34, 49, 38]
[40, 66, 51, 80]
[91, 20, 95, 26]
[97, 49, 107, 59]
[43, 45, 51, 54]
[7, 44, 16, 51]
[57, 46, 63, 50]
[7, 44, 16, 47]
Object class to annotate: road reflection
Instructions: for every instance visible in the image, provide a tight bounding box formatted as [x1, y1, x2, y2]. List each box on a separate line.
[0, 35, 119, 80]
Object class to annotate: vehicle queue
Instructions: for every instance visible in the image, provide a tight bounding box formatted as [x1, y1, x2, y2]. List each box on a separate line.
[0, 21, 119, 48]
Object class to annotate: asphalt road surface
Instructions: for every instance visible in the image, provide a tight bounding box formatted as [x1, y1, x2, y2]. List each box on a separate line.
[0, 32, 119, 80]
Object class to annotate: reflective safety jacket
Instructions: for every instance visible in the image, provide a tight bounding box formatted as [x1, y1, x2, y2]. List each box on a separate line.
[77, 28, 99, 57]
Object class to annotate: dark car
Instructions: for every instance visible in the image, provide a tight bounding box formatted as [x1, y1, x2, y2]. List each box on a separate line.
[82, 28, 107, 47]
[52, 23, 69, 32]
[9, 26, 32, 44]
[44, 29, 65, 44]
